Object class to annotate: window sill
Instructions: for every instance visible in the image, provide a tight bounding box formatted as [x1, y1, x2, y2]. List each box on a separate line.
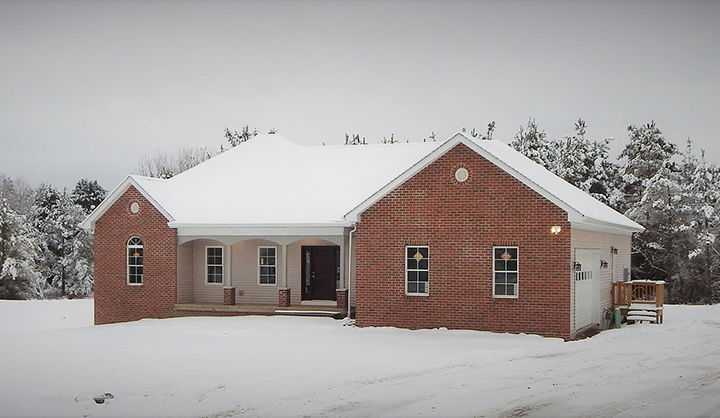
[405, 292, 429, 297]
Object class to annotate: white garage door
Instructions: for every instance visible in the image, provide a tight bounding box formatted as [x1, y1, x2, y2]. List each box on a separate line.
[574, 249, 601, 330]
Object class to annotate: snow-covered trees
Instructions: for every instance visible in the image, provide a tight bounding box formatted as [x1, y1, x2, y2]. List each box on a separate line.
[0, 177, 100, 299]
[137, 146, 217, 179]
[72, 179, 107, 214]
[0, 181, 43, 299]
[511, 119, 719, 303]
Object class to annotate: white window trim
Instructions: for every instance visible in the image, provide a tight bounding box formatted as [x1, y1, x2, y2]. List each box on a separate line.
[205, 246, 224, 285]
[405, 245, 429, 296]
[493, 246, 519, 298]
[258, 246, 278, 286]
[127, 236, 143, 286]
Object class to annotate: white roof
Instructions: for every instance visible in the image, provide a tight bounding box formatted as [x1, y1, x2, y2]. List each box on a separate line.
[82, 132, 643, 235]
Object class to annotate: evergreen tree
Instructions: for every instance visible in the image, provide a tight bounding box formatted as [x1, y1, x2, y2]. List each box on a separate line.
[553, 119, 621, 207]
[31, 185, 93, 298]
[510, 118, 555, 171]
[0, 195, 43, 299]
[71, 179, 107, 214]
[618, 122, 678, 213]
[675, 141, 720, 303]
[224, 125, 258, 147]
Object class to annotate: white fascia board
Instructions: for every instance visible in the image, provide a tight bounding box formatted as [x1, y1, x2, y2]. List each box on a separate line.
[80, 175, 175, 231]
[344, 134, 463, 222]
[171, 223, 354, 237]
[571, 218, 645, 235]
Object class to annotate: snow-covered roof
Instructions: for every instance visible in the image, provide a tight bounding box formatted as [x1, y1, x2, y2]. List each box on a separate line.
[82, 132, 643, 235]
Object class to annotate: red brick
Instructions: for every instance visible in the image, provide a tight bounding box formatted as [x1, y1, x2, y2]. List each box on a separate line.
[353, 143, 572, 339]
[94, 186, 177, 324]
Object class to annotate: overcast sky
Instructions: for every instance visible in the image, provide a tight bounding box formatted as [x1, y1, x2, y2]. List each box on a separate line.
[1, 1, 718, 191]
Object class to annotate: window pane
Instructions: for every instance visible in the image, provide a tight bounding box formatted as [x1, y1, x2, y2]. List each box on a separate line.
[506, 284, 516, 295]
[408, 282, 418, 293]
[418, 282, 428, 293]
[495, 284, 506, 295]
[495, 272, 506, 284]
[407, 247, 416, 258]
[494, 248, 504, 259]
[418, 259, 428, 270]
[419, 247, 429, 259]
[508, 248, 518, 259]
[495, 260, 506, 271]
[418, 271, 428, 282]
[408, 271, 418, 282]
[507, 260, 517, 271]
[506, 273, 517, 284]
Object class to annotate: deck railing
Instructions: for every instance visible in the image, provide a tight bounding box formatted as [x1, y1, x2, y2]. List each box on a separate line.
[612, 280, 665, 308]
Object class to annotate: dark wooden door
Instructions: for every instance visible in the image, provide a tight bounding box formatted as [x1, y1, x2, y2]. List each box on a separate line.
[301, 246, 339, 301]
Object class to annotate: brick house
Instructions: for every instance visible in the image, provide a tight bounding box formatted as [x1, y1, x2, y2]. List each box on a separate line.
[82, 132, 643, 339]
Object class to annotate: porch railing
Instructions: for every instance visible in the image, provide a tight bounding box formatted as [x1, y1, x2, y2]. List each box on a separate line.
[612, 280, 665, 324]
[612, 280, 665, 308]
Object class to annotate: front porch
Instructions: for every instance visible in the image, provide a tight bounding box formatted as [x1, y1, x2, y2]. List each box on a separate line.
[174, 302, 345, 319]
[175, 230, 353, 317]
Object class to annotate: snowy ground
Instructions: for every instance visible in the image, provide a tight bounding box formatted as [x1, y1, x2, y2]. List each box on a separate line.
[0, 300, 719, 418]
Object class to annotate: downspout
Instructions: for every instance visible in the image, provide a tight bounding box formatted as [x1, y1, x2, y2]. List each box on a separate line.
[346, 225, 357, 320]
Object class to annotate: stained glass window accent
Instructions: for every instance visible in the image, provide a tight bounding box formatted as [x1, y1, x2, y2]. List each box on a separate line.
[493, 247, 518, 297]
[406, 246, 429, 294]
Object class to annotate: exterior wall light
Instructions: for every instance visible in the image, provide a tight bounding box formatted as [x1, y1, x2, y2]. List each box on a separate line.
[611, 246, 618, 255]
[551, 225, 562, 235]
[601, 260, 609, 269]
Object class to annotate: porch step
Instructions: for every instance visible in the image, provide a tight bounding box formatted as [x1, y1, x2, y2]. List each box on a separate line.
[627, 309, 660, 324]
[274, 310, 344, 319]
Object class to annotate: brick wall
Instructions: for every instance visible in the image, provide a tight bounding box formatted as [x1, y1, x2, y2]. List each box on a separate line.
[354, 143, 572, 339]
[93, 185, 178, 324]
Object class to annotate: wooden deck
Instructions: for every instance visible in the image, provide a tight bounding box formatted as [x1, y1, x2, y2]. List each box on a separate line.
[174, 303, 345, 318]
[612, 280, 665, 324]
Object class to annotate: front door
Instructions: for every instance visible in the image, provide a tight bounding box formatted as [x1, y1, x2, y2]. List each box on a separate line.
[301, 246, 339, 301]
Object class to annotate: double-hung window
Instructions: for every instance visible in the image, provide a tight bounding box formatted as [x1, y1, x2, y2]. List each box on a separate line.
[406, 246, 429, 295]
[127, 237, 143, 285]
[206, 247, 223, 284]
[493, 246, 518, 297]
[259, 246, 277, 285]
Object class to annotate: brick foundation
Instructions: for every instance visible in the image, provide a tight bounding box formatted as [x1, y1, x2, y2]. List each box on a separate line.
[278, 288, 291, 307]
[223, 287, 236, 306]
[336, 289, 348, 310]
[353, 142, 572, 339]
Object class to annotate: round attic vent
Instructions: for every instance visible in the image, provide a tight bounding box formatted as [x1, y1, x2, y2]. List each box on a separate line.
[455, 167, 469, 182]
[130, 202, 140, 214]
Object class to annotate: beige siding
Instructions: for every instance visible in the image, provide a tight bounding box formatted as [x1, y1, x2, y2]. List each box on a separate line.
[232, 239, 282, 305]
[571, 228, 632, 331]
[177, 235, 346, 306]
[191, 239, 224, 304]
[176, 242, 194, 303]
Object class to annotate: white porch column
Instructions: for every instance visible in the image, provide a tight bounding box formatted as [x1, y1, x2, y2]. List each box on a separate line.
[282, 244, 288, 288]
[225, 243, 233, 287]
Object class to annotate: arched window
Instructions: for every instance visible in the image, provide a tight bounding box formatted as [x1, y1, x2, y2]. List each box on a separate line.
[127, 237, 143, 285]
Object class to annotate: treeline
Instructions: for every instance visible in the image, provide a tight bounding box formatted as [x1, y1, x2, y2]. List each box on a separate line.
[4, 121, 717, 303]
[510, 119, 719, 304]
[0, 178, 106, 299]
